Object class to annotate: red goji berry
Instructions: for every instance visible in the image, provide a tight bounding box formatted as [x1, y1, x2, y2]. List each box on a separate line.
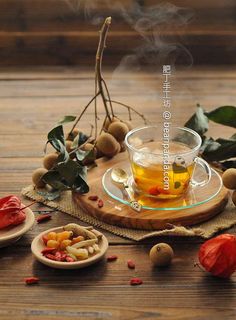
[130, 277, 143, 286]
[148, 186, 160, 196]
[41, 247, 55, 255]
[41, 235, 48, 245]
[44, 253, 57, 261]
[88, 195, 98, 201]
[66, 256, 75, 262]
[24, 277, 39, 285]
[107, 255, 118, 262]
[98, 199, 104, 208]
[36, 214, 52, 223]
[127, 259, 135, 269]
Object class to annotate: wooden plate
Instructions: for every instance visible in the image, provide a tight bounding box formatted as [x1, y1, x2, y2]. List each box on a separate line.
[31, 226, 109, 269]
[0, 207, 35, 248]
[73, 152, 229, 230]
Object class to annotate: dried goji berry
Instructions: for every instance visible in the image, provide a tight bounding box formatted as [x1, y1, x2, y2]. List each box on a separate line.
[24, 277, 39, 285]
[107, 255, 118, 262]
[41, 247, 55, 255]
[98, 199, 104, 208]
[36, 214, 52, 223]
[148, 186, 160, 196]
[66, 256, 75, 262]
[41, 235, 48, 245]
[44, 253, 57, 261]
[130, 277, 143, 286]
[88, 195, 98, 201]
[127, 259, 135, 269]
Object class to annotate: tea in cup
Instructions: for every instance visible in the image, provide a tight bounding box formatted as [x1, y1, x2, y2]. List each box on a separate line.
[125, 126, 211, 199]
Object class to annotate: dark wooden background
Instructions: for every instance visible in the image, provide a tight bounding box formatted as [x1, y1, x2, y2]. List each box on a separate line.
[0, 0, 236, 66]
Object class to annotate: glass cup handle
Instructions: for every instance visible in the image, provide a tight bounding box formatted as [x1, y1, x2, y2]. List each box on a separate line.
[191, 157, 212, 188]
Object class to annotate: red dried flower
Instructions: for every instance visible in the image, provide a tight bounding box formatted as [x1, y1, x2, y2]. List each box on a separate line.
[198, 234, 236, 278]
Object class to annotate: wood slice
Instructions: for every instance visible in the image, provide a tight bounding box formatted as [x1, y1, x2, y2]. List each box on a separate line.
[73, 153, 229, 230]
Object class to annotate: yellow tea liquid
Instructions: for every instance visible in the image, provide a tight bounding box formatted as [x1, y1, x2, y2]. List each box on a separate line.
[131, 142, 194, 199]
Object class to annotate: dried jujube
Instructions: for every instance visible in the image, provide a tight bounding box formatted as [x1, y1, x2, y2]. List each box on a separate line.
[198, 234, 236, 278]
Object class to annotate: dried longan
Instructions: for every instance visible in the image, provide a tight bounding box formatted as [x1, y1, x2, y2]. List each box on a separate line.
[32, 168, 48, 188]
[222, 168, 236, 190]
[232, 190, 236, 206]
[43, 153, 58, 170]
[149, 243, 174, 267]
[108, 122, 129, 142]
[96, 133, 119, 157]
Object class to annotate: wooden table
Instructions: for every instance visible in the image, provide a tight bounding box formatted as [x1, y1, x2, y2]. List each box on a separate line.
[0, 66, 236, 320]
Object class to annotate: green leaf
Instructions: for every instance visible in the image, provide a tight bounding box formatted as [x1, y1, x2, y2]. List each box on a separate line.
[57, 159, 79, 186]
[75, 149, 87, 161]
[202, 138, 236, 161]
[47, 125, 65, 152]
[220, 160, 236, 170]
[73, 171, 89, 194]
[42, 171, 69, 190]
[58, 115, 76, 124]
[71, 132, 89, 149]
[184, 104, 209, 136]
[205, 106, 236, 128]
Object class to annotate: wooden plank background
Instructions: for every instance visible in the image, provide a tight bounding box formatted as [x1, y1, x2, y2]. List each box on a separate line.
[0, 0, 235, 65]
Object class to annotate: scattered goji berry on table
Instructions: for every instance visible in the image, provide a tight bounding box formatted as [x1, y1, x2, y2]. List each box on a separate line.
[130, 277, 143, 286]
[24, 277, 39, 285]
[98, 199, 104, 208]
[127, 259, 135, 269]
[88, 195, 99, 201]
[107, 255, 118, 262]
[36, 214, 52, 223]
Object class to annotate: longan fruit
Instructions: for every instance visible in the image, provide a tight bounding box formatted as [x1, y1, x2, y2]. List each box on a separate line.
[32, 168, 48, 188]
[65, 140, 73, 153]
[123, 120, 133, 131]
[119, 142, 126, 153]
[81, 143, 97, 164]
[149, 243, 174, 267]
[222, 168, 236, 190]
[232, 190, 236, 206]
[108, 122, 129, 142]
[104, 116, 119, 130]
[96, 133, 119, 157]
[67, 128, 79, 141]
[43, 153, 58, 170]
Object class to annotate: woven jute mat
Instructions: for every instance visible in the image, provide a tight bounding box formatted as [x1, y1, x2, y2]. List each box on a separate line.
[22, 185, 236, 241]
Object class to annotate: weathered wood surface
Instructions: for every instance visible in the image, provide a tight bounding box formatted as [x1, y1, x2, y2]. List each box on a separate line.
[0, 66, 236, 319]
[0, 0, 236, 65]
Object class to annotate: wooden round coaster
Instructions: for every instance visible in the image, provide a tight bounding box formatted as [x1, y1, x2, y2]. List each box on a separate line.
[73, 153, 229, 231]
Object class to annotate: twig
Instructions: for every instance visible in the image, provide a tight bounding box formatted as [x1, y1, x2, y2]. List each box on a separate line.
[106, 99, 148, 124]
[69, 92, 100, 136]
[95, 17, 112, 122]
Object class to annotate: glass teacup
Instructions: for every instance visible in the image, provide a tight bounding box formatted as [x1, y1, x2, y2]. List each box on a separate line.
[125, 126, 211, 200]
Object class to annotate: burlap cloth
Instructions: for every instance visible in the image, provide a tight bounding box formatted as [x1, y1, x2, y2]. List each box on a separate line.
[22, 185, 236, 241]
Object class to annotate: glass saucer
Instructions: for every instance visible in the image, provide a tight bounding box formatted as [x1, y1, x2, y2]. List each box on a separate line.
[102, 164, 223, 211]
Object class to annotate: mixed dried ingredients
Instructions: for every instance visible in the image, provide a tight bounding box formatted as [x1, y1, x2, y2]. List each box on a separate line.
[41, 223, 102, 263]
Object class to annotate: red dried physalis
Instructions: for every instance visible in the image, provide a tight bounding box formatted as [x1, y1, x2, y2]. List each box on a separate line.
[0, 195, 26, 229]
[198, 234, 236, 278]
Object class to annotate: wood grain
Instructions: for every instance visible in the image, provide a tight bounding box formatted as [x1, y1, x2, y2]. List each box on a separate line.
[0, 0, 235, 65]
[0, 67, 236, 319]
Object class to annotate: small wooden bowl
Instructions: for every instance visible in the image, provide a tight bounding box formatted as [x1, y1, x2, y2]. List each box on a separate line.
[31, 226, 109, 269]
[0, 207, 35, 248]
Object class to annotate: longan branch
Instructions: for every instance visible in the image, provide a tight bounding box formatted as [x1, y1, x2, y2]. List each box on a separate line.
[95, 17, 113, 121]
[106, 99, 148, 124]
[69, 92, 100, 136]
